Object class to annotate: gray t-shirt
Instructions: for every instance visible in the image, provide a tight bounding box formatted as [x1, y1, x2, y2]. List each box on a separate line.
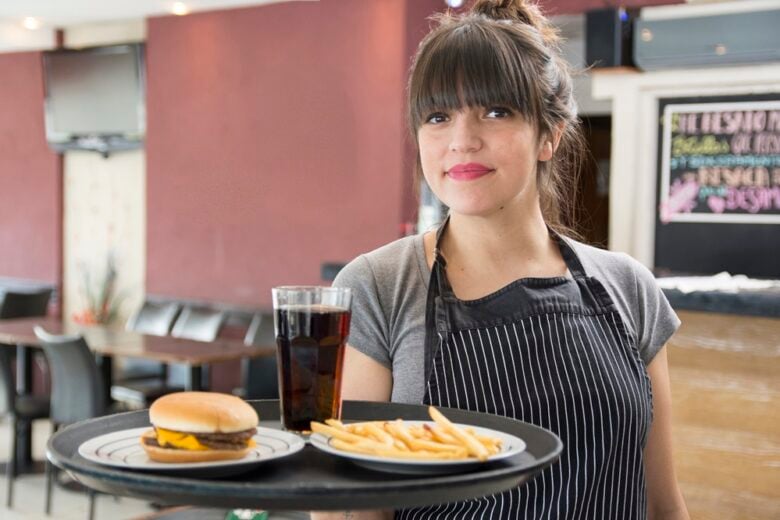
[333, 233, 680, 404]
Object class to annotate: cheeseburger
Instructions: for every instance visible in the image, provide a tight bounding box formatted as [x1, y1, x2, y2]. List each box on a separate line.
[141, 392, 259, 463]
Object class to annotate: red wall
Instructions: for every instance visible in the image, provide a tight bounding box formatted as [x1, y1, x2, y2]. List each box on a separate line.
[146, 0, 416, 307]
[0, 52, 60, 283]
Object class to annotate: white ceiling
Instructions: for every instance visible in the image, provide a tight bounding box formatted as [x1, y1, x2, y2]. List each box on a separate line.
[0, 0, 311, 27]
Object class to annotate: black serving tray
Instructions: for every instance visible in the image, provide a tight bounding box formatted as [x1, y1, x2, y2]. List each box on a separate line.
[47, 400, 562, 511]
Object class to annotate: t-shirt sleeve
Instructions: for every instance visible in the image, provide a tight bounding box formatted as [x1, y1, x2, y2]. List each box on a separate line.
[630, 258, 681, 365]
[332, 255, 392, 369]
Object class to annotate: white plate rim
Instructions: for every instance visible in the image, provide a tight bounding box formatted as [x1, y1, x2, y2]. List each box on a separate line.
[309, 420, 526, 467]
[78, 426, 305, 470]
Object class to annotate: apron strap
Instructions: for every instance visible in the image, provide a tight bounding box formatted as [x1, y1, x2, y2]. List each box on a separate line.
[423, 261, 442, 384]
[551, 231, 587, 279]
[424, 216, 450, 383]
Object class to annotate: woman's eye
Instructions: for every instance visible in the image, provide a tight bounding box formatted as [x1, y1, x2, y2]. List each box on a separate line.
[425, 112, 448, 124]
[486, 107, 513, 118]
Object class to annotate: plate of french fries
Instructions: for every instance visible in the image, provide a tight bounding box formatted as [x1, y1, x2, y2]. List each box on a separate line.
[309, 406, 526, 475]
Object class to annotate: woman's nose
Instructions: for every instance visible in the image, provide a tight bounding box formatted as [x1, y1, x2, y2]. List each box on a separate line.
[449, 115, 483, 153]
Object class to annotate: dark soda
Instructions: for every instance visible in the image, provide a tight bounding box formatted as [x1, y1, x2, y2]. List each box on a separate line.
[275, 304, 350, 432]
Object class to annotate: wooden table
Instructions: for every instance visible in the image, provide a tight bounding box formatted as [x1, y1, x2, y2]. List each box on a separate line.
[0, 316, 275, 473]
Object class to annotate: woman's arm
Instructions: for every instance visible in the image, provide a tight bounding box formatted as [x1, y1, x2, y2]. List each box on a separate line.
[341, 345, 393, 401]
[311, 346, 394, 520]
[644, 346, 689, 520]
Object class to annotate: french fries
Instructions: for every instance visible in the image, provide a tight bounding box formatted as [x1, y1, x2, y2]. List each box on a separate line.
[311, 407, 502, 461]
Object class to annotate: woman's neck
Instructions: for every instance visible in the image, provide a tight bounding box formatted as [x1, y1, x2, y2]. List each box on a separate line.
[443, 201, 555, 267]
[441, 212, 550, 259]
[425, 202, 568, 299]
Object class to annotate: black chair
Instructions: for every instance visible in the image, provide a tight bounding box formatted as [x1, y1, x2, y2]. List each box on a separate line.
[110, 302, 183, 409]
[34, 326, 106, 520]
[0, 288, 53, 383]
[0, 289, 53, 382]
[0, 288, 53, 487]
[120, 301, 181, 380]
[0, 289, 52, 319]
[0, 348, 50, 508]
[168, 307, 226, 389]
[241, 312, 279, 399]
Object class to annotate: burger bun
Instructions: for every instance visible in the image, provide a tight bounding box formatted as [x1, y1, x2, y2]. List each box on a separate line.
[149, 392, 259, 433]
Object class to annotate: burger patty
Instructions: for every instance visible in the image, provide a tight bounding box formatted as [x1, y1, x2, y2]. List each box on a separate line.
[147, 427, 257, 450]
[197, 438, 250, 451]
[187, 428, 257, 444]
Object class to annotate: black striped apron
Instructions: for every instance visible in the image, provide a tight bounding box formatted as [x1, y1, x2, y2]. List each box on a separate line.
[397, 220, 653, 519]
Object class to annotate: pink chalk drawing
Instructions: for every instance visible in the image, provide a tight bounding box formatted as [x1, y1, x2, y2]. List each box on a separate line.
[660, 178, 699, 224]
[725, 186, 780, 213]
[707, 195, 726, 213]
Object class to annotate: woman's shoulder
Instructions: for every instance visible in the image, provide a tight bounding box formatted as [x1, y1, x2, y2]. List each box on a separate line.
[333, 234, 427, 290]
[563, 236, 674, 334]
[364, 234, 424, 264]
[563, 237, 648, 283]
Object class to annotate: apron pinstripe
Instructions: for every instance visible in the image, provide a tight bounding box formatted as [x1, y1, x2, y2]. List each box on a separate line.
[397, 219, 653, 519]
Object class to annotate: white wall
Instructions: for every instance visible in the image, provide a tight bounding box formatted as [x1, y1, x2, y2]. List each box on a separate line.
[63, 151, 146, 323]
[61, 20, 146, 324]
[0, 21, 55, 52]
[64, 19, 145, 48]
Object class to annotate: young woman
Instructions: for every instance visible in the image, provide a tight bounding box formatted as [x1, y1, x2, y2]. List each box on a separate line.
[326, 1, 690, 518]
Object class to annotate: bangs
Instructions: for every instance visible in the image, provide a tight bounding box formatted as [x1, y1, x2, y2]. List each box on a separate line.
[409, 21, 541, 131]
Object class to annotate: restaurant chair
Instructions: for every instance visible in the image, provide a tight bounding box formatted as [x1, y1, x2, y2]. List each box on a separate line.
[0, 288, 54, 391]
[0, 288, 54, 481]
[34, 326, 107, 520]
[126, 301, 182, 337]
[0, 288, 52, 319]
[241, 312, 279, 399]
[119, 301, 181, 381]
[170, 306, 226, 342]
[168, 307, 226, 389]
[0, 348, 50, 508]
[110, 302, 183, 409]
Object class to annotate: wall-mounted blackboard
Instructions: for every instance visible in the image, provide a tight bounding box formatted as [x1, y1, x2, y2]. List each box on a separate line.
[655, 93, 780, 279]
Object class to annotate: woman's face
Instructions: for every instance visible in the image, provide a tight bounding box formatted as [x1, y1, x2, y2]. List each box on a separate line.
[417, 105, 551, 218]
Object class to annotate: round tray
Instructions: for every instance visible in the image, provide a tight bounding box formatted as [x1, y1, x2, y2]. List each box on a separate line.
[47, 400, 562, 511]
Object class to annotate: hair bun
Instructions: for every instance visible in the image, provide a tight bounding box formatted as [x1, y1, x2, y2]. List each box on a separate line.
[471, 0, 559, 46]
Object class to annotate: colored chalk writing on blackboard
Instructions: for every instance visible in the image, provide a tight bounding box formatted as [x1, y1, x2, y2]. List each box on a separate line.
[659, 100, 780, 224]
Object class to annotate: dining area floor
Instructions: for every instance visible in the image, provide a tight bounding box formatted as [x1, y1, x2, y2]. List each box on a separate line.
[0, 417, 154, 519]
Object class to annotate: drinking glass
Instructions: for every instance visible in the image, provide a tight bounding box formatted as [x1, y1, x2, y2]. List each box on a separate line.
[271, 286, 352, 433]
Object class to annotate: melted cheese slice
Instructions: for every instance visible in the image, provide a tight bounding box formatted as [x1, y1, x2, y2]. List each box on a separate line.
[156, 428, 209, 451]
[155, 428, 256, 451]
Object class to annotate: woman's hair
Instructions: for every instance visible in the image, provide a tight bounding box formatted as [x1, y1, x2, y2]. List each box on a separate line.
[408, 0, 585, 237]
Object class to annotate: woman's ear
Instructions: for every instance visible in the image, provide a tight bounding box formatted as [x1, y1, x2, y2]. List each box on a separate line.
[537, 123, 565, 162]
[538, 140, 554, 162]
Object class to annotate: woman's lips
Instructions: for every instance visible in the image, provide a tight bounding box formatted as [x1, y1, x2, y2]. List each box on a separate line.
[446, 163, 494, 181]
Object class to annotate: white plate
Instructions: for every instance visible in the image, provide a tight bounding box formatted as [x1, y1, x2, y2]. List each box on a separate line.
[309, 421, 526, 475]
[78, 426, 305, 477]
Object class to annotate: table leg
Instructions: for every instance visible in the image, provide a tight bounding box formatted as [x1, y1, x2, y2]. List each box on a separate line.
[14, 344, 34, 470]
[188, 365, 202, 391]
[95, 354, 113, 407]
[15, 344, 33, 394]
